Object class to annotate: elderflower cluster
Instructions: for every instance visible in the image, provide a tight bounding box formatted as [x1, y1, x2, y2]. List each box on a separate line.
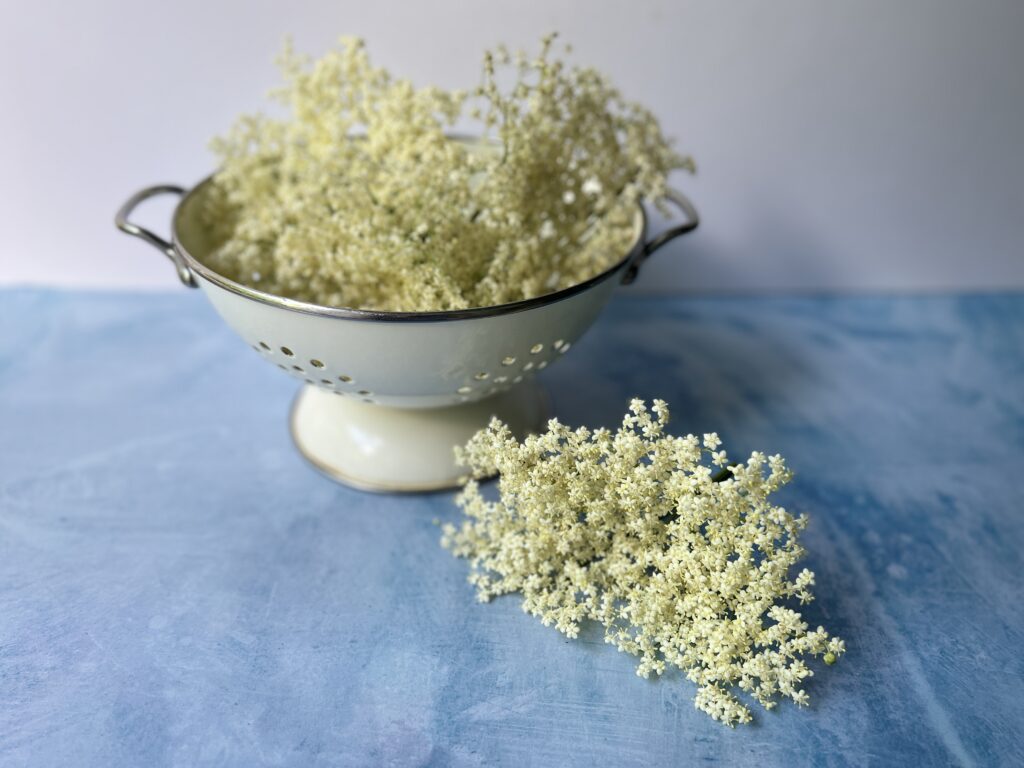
[202, 35, 692, 311]
[442, 400, 845, 726]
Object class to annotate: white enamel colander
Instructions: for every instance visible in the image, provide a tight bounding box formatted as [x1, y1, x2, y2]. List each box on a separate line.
[116, 176, 698, 491]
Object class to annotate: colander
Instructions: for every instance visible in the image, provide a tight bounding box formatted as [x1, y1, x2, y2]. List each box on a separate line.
[115, 176, 698, 491]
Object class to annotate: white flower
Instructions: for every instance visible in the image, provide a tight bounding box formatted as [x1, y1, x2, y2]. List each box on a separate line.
[205, 36, 692, 311]
[443, 399, 845, 727]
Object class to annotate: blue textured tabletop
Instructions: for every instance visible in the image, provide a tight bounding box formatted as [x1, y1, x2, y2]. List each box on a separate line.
[1, 289, 1022, 767]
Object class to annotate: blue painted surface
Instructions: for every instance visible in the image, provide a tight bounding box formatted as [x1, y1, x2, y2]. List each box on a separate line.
[1, 288, 1022, 767]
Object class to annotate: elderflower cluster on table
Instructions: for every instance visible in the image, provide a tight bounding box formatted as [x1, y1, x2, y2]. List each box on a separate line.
[442, 400, 845, 727]
[203, 34, 691, 312]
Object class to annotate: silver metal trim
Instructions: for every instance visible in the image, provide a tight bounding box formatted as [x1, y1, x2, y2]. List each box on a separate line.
[117, 168, 698, 323]
[620, 188, 700, 285]
[115, 185, 197, 288]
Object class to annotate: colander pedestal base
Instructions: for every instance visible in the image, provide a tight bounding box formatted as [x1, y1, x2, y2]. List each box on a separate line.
[288, 382, 547, 492]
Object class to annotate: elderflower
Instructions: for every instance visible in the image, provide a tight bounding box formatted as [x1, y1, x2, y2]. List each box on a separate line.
[441, 400, 845, 726]
[202, 34, 693, 311]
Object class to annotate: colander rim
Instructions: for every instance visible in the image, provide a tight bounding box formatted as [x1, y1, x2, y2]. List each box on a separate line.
[171, 176, 649, 323]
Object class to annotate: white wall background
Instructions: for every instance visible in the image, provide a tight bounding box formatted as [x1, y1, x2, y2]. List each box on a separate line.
[0, 0, 1021, 294]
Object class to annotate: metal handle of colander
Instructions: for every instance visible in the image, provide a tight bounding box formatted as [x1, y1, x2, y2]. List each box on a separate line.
[115, 185, 197, 288]
[621, 188, 699, 285]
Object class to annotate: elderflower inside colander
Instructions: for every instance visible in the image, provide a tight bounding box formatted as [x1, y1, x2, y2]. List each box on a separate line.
[116, 177, 697, 491]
